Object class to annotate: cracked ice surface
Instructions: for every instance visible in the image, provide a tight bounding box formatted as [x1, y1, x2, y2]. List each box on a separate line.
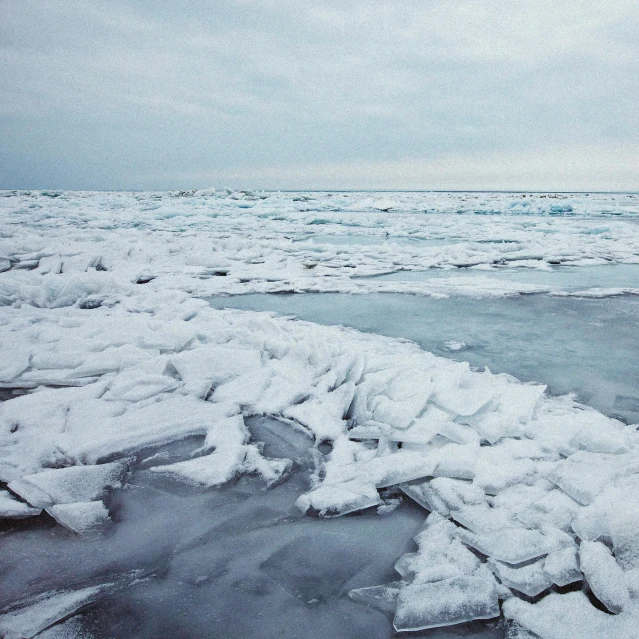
[2, 190, 639, 305]
[1, 190, 639, 637]
[1, 297, 638, 636]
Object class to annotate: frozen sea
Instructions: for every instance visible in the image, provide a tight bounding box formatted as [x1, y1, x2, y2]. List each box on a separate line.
[1, 190, 639, 639]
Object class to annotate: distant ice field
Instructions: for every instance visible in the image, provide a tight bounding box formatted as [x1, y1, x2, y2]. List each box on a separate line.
[1, 190, 639, 639]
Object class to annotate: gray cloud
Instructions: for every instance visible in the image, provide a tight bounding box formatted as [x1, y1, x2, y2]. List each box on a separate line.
[1, 0, 637, 190]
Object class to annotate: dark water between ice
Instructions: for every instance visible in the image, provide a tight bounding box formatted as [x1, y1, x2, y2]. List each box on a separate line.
[0, 419, 503, 639]
[209, 291, 639, 425]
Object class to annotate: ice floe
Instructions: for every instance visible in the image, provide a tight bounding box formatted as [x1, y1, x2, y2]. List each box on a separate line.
[1, 189, 639, 636]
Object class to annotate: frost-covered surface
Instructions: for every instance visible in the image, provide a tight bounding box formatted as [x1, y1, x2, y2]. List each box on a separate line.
[1, 190, 639, 304]
[1, 294, 639, 636]
[2, 190, 639, 637]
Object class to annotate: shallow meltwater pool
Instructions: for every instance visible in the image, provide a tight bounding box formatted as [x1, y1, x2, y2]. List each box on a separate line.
[209, 291, 639, 425]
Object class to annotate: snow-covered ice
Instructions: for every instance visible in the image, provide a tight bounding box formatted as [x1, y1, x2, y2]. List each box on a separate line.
[1, 189, 639, 637]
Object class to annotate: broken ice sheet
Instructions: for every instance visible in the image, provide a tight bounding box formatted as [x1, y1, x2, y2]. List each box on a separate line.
[0, 489, 41, 518]
[488, 558, 553, 597]
[542, 546, 582, 587]
[579, 541, 630, 614]
[459, 527, 567, 565]
[296, 479, 381, 517]
[548, 450, 639, 506]
[503, 591, 639, 639]
[0, 585, 110, 639]
[393, 576, 500, 632]
[46, 500, 111, 534]
[8, 462, 128, 509]
[149, 444, 291, 488]
[348, 581, 406, 613]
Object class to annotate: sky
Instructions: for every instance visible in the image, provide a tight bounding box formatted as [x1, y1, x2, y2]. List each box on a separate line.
[1, 0, 638, 191]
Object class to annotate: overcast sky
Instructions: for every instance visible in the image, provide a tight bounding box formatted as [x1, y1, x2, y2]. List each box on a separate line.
[1, 0, 638, 191]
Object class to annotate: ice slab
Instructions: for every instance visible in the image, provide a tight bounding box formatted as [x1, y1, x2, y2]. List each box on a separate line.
[393, 576, 500, 632]
[459, 527, 566, 565]
[579, 541, 630, 614]
[8, 462, 127, 508]
[0, 585, 109, 639]
[348, 581, 405, 614]
[488, 558, 553, 597]
[296, 479, 381, 517]
[149, 446, 246, 487]
[542, 546, 582, 587]
[503, 591, 639, 639]
[46, 500, 111, 534]
[548, 451, 639, 505]
[0, 489, 41, 518]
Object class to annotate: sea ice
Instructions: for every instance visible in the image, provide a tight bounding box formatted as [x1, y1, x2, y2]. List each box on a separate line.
[46, 500, 111, 534]
[0, 585, 109, 639]
[0, 489, 41, 518]
[393, 576, 500, 632]
[579, 541, 630, 614]
[8, 462, 127, 508]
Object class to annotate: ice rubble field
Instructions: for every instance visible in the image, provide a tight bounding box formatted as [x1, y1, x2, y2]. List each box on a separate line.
[1, 190, 639, 638]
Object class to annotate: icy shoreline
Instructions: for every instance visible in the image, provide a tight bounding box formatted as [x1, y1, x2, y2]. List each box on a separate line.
[1, 191, 639, 638]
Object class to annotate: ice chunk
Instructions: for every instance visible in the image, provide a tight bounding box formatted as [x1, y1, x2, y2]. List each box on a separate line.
[363, 450, 438, 488]
[608, 478, 639, 569]
[400, 482, 446, 514]
[0, 489, 41, 518]
[170, 344, 262, 397]
[0, 585, 109, 639]
[543, 546, 582, 587]
[513, 487, 581, 533]
[284, 383, 355, 442]
[579, 541, 630, 614]
[69, 344, 154, 378]
[8, 462, 127, 508]
[434, 386, 496, 417]
[0, 348, 30, 382]
[348, 581, 405, 613]
[102, 359, 179, 401]
[466, 383, 546, 444]
[451, 504, 517, 534]
[371, 370, 433, 428]
[243, 444, 292, 486]
[548, 451, 639, 505]
[150, 447, 247, 487]
[460, 527, 567, 565]
[571, 500, 609, 541]
[47, 500, 110, 534]
[473, 439, 553, 495]
[402, 476, 486, 516]
[489, 558, 553, 597]
[399, 514, 481, 584]
[571, 412, 631, 454]
[62, 395, 236, 462]
[524, 414, 582, 457]
[296, 479, 380, 517]
[503, 591, 638, 639]
[430, 442, 478, 479]
[393, 576, 500, 632]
